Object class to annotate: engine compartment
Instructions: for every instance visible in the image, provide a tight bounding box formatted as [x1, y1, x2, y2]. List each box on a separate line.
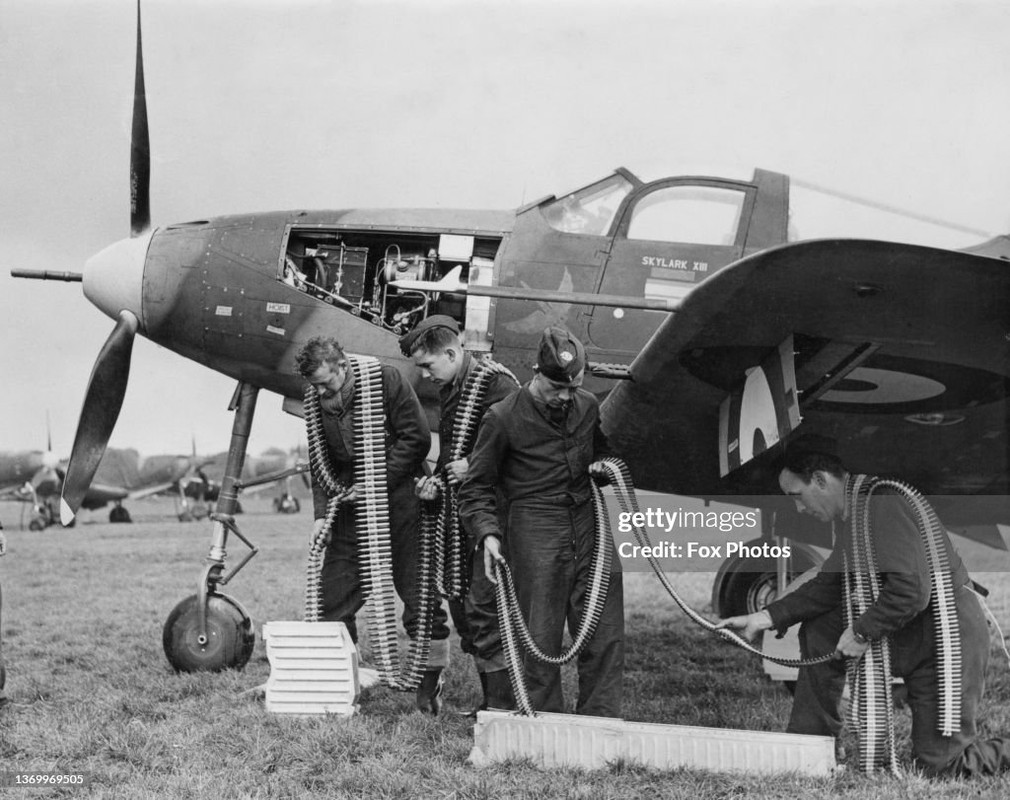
[281, 227, 502, 338]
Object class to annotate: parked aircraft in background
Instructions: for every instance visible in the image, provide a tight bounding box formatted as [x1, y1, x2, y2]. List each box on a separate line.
[1, 444, 300, 528]
[12, 5, 1009, 671]
[1, 447, 134, 530]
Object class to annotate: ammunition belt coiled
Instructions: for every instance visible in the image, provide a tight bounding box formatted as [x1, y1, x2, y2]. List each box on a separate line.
[606, 459, 837, 669]
[493, 459, 617, 716]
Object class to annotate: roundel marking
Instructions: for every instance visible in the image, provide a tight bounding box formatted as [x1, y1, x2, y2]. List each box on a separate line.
[821, 367, 946, 405]
[739, 365, 779, 462]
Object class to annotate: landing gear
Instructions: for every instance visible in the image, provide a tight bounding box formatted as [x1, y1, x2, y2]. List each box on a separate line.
[711, 539, 822, 618]
[109, 504, 132, 523]
[161, 382, 260, 672]
[162, 592, 255, 672]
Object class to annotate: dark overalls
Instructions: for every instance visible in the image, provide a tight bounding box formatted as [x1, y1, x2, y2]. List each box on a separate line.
[767, 486, 1009, 776]
[459, 385, 624, 718]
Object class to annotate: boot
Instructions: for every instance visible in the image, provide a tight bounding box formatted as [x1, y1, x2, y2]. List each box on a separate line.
[415, 669, 443, 716]
[484, 669, 515, 711]
[457, 672, 489, 719]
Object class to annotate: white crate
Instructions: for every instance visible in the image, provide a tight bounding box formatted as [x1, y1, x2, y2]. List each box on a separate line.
[262, 621, 361, 716]
[469, 710, 836, 776]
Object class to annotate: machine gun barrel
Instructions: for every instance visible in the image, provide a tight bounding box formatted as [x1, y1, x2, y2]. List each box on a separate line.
[11, 269, 84, 282]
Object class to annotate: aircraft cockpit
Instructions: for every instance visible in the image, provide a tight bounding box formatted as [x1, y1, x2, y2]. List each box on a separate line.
[541, 172, 636, 235]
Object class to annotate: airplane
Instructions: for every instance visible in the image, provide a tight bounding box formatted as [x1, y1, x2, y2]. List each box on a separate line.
[92, 447, 218, 523]
[0, 436, 137, 530]
[191, 447, 309, 517]
[92, 446, 302, 522]
[11, 5, 1010, 672]
[2, 445, 209, 528]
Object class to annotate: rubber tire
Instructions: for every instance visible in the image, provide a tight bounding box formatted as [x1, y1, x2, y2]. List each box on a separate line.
[109, 506, 132, 524]
[162, 593, 255, 673]
[711, 540, 823, 618]
[29, 516, 46, 532]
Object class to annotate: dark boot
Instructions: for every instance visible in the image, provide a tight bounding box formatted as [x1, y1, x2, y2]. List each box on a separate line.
[415, 669, 443, 716]
[458, 671, 489, 719]
[484, 669, 515, 711]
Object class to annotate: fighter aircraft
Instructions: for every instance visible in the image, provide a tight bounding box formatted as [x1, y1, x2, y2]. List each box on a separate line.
[3, 444, 211, 528]
[12, 5, 1010, 670]
[0, 436, 140, 529]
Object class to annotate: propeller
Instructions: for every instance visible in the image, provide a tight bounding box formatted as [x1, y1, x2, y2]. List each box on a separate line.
[60, 2, 150, 525]
[30, 413, 62, 496]
[130, 0, 150, 237]
[60, 311, 138, 524]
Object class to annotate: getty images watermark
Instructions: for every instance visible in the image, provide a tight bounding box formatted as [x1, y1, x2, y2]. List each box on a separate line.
[612, 502, 790, 571]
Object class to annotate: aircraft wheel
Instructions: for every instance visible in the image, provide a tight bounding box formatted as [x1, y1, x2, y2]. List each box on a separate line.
[109, 506, 132, 524]
[178, 510, 194, 522]
[162, 593, 255, 673]
[711, 540, 822, 618]
[29, 516, 46, 532]
[290, 497, 300, 513]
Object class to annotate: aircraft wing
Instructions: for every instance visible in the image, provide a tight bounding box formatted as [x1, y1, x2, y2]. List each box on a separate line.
[601, 238, 1010, 538]
[79, 482, 130, 510]
[127, 481, 178, 501]
[0, 483, 32, 502]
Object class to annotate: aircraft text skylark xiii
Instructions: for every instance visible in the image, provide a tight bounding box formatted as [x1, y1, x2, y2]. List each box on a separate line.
[13, 5, 1010, 671]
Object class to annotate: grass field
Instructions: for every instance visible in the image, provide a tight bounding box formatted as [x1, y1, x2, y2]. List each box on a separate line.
[1, 498, 1009, 799]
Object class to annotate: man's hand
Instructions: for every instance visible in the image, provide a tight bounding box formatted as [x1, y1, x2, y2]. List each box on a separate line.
[715, 609, 774, 642]
[834, 626, 870, 660]
[414, 476, 440, 501]
[588, 460, 610, 485]
[483, 535, 504, 585]
[445, 458, 469, 486]
[312, 518, 330, 547]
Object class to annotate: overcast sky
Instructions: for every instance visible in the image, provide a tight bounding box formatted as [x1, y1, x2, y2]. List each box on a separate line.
[2, 0, 1008, 458]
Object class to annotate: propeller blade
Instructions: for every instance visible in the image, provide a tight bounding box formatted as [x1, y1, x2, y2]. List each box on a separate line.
[130, 0, 151, 237]
[60, 310, 139, 524]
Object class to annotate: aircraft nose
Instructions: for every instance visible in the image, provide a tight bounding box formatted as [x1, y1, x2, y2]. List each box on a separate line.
[83, 230, 152, 327]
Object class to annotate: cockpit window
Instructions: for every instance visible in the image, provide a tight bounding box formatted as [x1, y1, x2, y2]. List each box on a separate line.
[543, 173, 634, 235]
[627, 185, 746, 245]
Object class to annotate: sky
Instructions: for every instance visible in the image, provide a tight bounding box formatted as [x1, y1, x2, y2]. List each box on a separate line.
[1, 0, 1009, 459]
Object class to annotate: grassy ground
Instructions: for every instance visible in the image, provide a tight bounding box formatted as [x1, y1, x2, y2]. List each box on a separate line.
[1, 498, 1009, 798]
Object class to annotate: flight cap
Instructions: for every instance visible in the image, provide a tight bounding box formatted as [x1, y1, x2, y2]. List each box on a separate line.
[536, 326, 586, 384]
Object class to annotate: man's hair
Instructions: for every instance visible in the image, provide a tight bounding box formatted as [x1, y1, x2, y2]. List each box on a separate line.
[295, 336, 346, 378]
[779, 450, 845, 482]
[408, 325, 460, 357]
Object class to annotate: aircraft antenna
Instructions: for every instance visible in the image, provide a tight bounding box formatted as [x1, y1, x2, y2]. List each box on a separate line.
[791, 177, 995, 238]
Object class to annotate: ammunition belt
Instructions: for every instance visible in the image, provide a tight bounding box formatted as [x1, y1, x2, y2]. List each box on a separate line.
[494, 460, 616, 716]
[844, 475, 961, 774]
[429, 358, 518, 601]
[605, 458, 836, 669]
[303, 356, 436, 691]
